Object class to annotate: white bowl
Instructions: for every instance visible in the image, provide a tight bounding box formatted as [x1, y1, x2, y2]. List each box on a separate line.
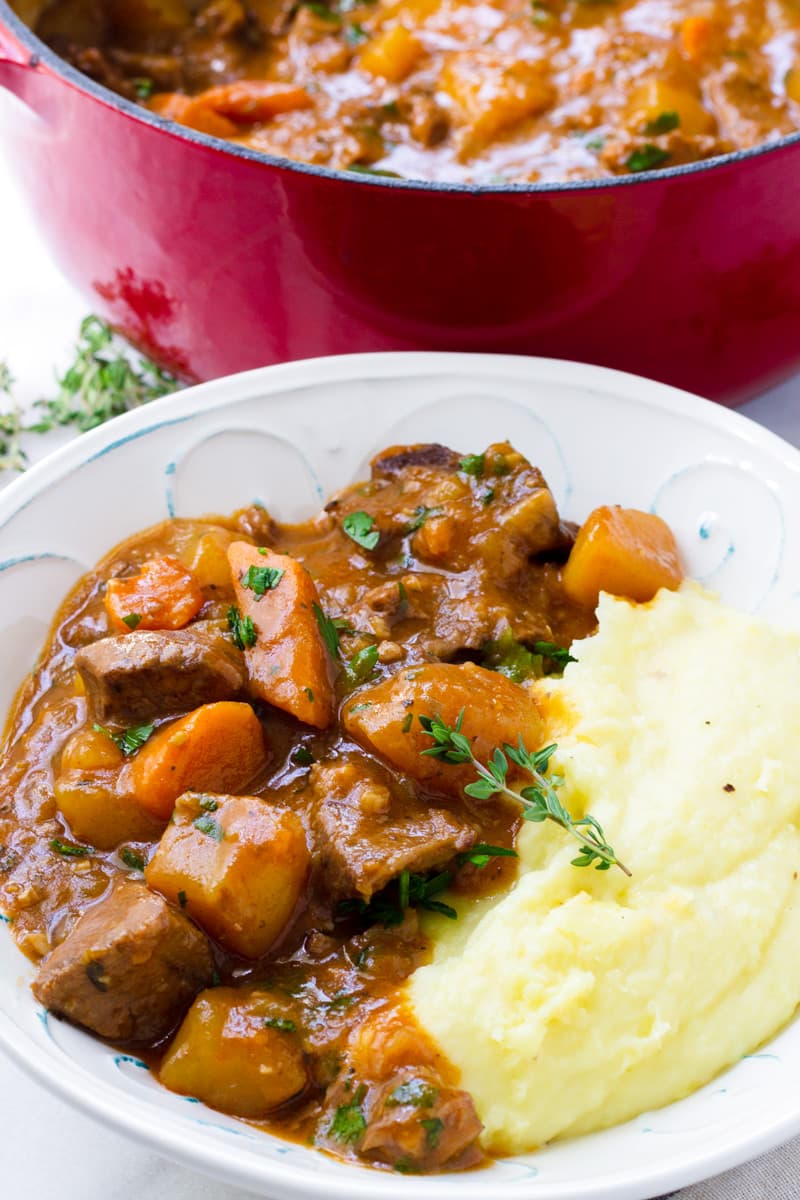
[2, 352, 800, 1200]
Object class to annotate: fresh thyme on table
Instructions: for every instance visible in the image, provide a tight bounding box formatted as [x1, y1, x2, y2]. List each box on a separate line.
[418, 711, 630, 876]
[0, 315, 180, 472]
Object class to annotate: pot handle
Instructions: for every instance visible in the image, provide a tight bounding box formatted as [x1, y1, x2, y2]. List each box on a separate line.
[0, 25, 40, 110]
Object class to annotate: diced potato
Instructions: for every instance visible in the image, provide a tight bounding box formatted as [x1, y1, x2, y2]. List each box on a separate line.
[343, 661, 542, 795]
[227, 542, 335, 729]
[160, 987, 307, 1118]
[627, 79, 716, 137]
[359, 26, 424, 83]
[183, 528, 238, 591]
[56, 730, 163, 848]
[562, 505, 683, 610]
[145, 791, 309, 957]
[439, 52, 554, 153]
[130, 701, 267, 820]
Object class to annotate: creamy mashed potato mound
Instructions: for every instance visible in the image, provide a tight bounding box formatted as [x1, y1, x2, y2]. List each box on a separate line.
[408, 585, 800, 1154]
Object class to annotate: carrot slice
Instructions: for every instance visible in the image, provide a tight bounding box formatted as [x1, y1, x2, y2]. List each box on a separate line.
[105, 555, 204, 633]
[130, 701, 267, 820]
[562, 506, 683, 610]
[227, 543, 335, 729]
[149, 92, 239, 139]
[194, 81, 313, 124]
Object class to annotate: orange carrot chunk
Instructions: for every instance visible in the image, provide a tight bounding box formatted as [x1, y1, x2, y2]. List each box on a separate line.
[193, 81, 313, 124]
[680, 15, 716, 62]
[104, 555, 204, 633]
[130, 701, 267, 821]
[149, 92, 239, 138]
[227, 543, 336, 729]
[562, 505, 683, 610]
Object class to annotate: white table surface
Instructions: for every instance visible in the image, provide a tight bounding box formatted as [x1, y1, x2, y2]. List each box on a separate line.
[1, 145, 800, 1200]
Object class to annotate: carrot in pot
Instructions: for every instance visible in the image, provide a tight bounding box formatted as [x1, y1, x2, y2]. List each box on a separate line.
[227, 542, 336, 729]
[104, 555, 204, 632]
[562, 505, 683, 610]
[148, 93, 239, 139]
[192, 81, 313, 124]
[129, 701, 268, 820]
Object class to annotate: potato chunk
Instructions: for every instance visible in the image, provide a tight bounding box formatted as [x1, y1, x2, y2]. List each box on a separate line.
[439, 52, 554, 153]
[55, 728, 164, 849]
[562, 505, 683, 610]
[145, 791, 310, 957]
[130, 701, 268, 821]
[343, 662, 541, 796]
[627, 79, 716, 136]
[160, 987, 307, 1118]
[227, 542, 335, 729]
[359, 26, 423, 83]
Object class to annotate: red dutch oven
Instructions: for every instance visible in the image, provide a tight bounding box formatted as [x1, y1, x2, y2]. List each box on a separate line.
[2, 1, 800, 402]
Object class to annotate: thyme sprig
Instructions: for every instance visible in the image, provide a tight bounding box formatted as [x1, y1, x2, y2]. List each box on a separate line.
[418, 711, 630, 876]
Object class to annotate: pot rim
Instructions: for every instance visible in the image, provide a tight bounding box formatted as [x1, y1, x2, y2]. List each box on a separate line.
[3, 0, 800, 195]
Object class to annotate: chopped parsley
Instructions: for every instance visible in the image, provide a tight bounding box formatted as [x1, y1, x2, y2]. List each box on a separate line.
[177, 890, 188, 908]
[313, 602, 341, 658]
[50, 837, 92, 858]
[132, 77, 154, 99]
[121, 612, 142, 630]
[344, 21, 368, 43]
[227, 605, 256, 649]
[386, 1078, 438, 1108]
[346, 644, 379, 685]
[481, 630, 575, 682]
[626, 144, 669, 173]
[405, 505, 442, 534]
[198, 795, 219, 812]
[401, 712, 413, 733]
[459, 453, 485, 478]
[241, 564, 284, 596]
[481, 488, 495, 506]
[119, 847, 145, 872]
[329, 1085, 367, 1143]
[421, 1116, 444, 1149]
[342, 510, 380, 551]
[305, 687, 315, 703]
[93, 721, 154, 756]
[193, 814, 224, 841]
[293, 746, 316, 767]
[264, 1016, 297, 1033]
[643, 110, 680, 136]
[457, 843, 518, 869]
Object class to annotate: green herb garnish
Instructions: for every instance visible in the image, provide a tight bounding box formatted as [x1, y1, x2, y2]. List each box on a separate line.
[532, 639, 577, 671]
[346, 644, 379, 685]
[120, 847, 145, 872]
[50, 837, 92, 858]
[329, 1085, 367, 1143]
[421, 1116, 444, 1148]
[193, 814, 224, 842]
[339, 867, 458, 927]
[264, 1017, 297, 1033]
[346, 164, 402, 178]
[344, 21, 368, 43]
[132, 76, 154, 99]
[482, 630, 575, 682]
[121, 612, 142, 630]
[418, 712, 630, 876]
[241, 564, 284, 596]
[0, 363, 26, 473]
[405, 505, 442, 533]
[401, 712, 413, 733]
[342, 510, 380, 550]
[198, 795, 219, 812]
[93, 721, 154, 756]
[227, 605, 256, 649]
[293, 746, 316, 767]
[643, 110, 679, 135]
[177, 890, 187, 908]
[459, 453, 485, 478]
[313, 602, 341, 658]
[457, 843, 518, 868]
[626, 144, 669, 173]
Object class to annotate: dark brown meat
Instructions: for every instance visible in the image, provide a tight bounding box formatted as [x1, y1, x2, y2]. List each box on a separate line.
[371, 443, 461, 478]
[361, 1071, 484, 1171]
[75, 621, 246, 725]
[309, 759, 475, 900]
[32, 880, 214, 1042]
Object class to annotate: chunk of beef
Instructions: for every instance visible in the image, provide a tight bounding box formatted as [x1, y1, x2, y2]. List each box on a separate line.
[371, 443, 461, 478]
[309, 759, 475, 900]
[362, 1071, 484, 1171]
[75, 621, 246, 725]
[32, 880, 214, 1042]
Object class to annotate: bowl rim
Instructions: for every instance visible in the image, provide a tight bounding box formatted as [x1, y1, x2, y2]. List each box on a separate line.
[3, 0, 800, 197]
[4, 350, 800, 1200]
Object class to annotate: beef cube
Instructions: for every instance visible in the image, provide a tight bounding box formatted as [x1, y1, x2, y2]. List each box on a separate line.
[371, 443, 461, 478]
[309, 759, 475, 900]
[75, 621, 246, 725]
[33, 879, 214, 1042]
[361, 1070, 483, 1172]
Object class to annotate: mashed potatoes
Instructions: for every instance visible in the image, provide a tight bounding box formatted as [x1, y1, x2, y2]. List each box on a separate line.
[408, 585, 800, 1154]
